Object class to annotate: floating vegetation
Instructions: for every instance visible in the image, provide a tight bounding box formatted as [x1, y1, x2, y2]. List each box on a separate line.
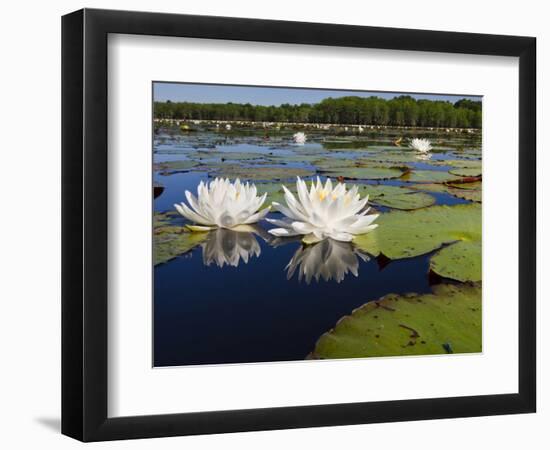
[154, 160, 200, 175]
[212, 165, 316, 181]
[355, 184, 435, 210]
[310, 283, 481, 359]
[401, 170, 465, 183]
[319, 166, 406, 180]
[353, 203, 481, 282]
[409, 183, 482, 203]
[449, 167, 482, 177]
[153, 213, 208, 265]
[152, 122, 483, 367]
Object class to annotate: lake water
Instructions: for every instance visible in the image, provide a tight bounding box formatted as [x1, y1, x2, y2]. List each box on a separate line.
[153, 128, 481, 367]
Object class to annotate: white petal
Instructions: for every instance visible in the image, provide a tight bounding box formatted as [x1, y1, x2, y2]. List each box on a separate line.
[268, 228, 301, 237]
[328, 231, 354, 242]
[242, 206, 271, 224]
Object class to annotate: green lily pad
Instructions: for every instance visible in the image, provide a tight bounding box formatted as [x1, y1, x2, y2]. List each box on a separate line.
[353, 204, 481, 281]
[408, 183, 449, 194]
[449, 167, 482, 177]
[447, 181, 482, 190]
[430, 241, 481, 282]
[154, 214, 208, 265]
[371, 191, 436, 210]
[449, 188, 482, 202]
[436, 159, 482, 169]
[409, 183, 482, 203]
[212, 165, 315, 181]
[319, 166, 405, 180]
[154, 160, 200, 174]
[361, 151, 420, 163]
[402, 170, 464, 183]
[310, 283, 481, 359]
[267, 154, 325, 164]
[313, 158, 362, 170]
[190, 151, 266, 161]
[356, 184, 435, 210]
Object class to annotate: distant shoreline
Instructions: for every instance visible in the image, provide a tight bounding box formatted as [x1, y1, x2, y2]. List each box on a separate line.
[153, 118, 481, 134]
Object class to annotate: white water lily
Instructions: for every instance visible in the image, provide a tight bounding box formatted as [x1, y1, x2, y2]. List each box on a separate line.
[286, 239, 369, 284]
[293, 132, 307, 145]
[267, 177, 379, 244]
[174, 178, 270, 231]
[409, 138, 432, 153]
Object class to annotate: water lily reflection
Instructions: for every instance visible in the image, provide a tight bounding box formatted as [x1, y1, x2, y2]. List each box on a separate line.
[201, 227, 267, 268]
[286, 239, 370, 284]
[415, 152, 432, 161]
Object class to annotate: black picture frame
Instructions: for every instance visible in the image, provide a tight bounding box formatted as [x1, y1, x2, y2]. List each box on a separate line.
[62, 8, 536, 442]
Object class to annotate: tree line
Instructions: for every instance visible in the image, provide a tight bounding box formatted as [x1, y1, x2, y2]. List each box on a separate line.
[154, 95, 482, 128]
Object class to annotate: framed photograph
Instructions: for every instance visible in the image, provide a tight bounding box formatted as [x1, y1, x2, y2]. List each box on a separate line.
[62, 8, 536, 441]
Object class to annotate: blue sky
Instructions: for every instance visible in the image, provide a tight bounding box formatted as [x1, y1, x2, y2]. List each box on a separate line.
[153, 82, 481, 105]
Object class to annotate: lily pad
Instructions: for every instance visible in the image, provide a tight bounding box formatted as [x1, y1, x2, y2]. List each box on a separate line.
[313, 158, 362, 170]
[370, 191, 435, 210]
[448, 181, 482, 190]
[356, 184, 435, 210]
[401, 170, 464, 183]
[154, 160, 200, 174]
[212, 165, 315, 181]
[449, 167, 482, 177]
[408, 183, 449, 194]
[267, 154, 325, 164]
[430, 241, 481, 282]
[436, 159, 482, 169]
[190, 151, 266, 161]
[353, 204, 481, 281]
[410, 183, 482, 203]
[449, 188, 482, 202]
[154, 227, 208, 265]
[361, 151, 420, 164]
[319, 166, 405, 180]
[154, 214, 208, 265]
[310, 283, 481, 359]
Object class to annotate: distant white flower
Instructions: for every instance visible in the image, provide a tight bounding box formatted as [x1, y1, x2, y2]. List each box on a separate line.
[267, 177, 379, 244]
[286, 239, 369, 284]
[293, 132, 307, 145]
[201, 229, 261, 268]
[175, 178, 270, 231]
[409, 138, 433, 153]
[225, 123, 232, 131]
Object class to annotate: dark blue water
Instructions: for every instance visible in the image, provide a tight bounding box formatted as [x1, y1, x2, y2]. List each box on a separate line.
[153, 135, 478, 367]
[154, 233, 434, 366]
